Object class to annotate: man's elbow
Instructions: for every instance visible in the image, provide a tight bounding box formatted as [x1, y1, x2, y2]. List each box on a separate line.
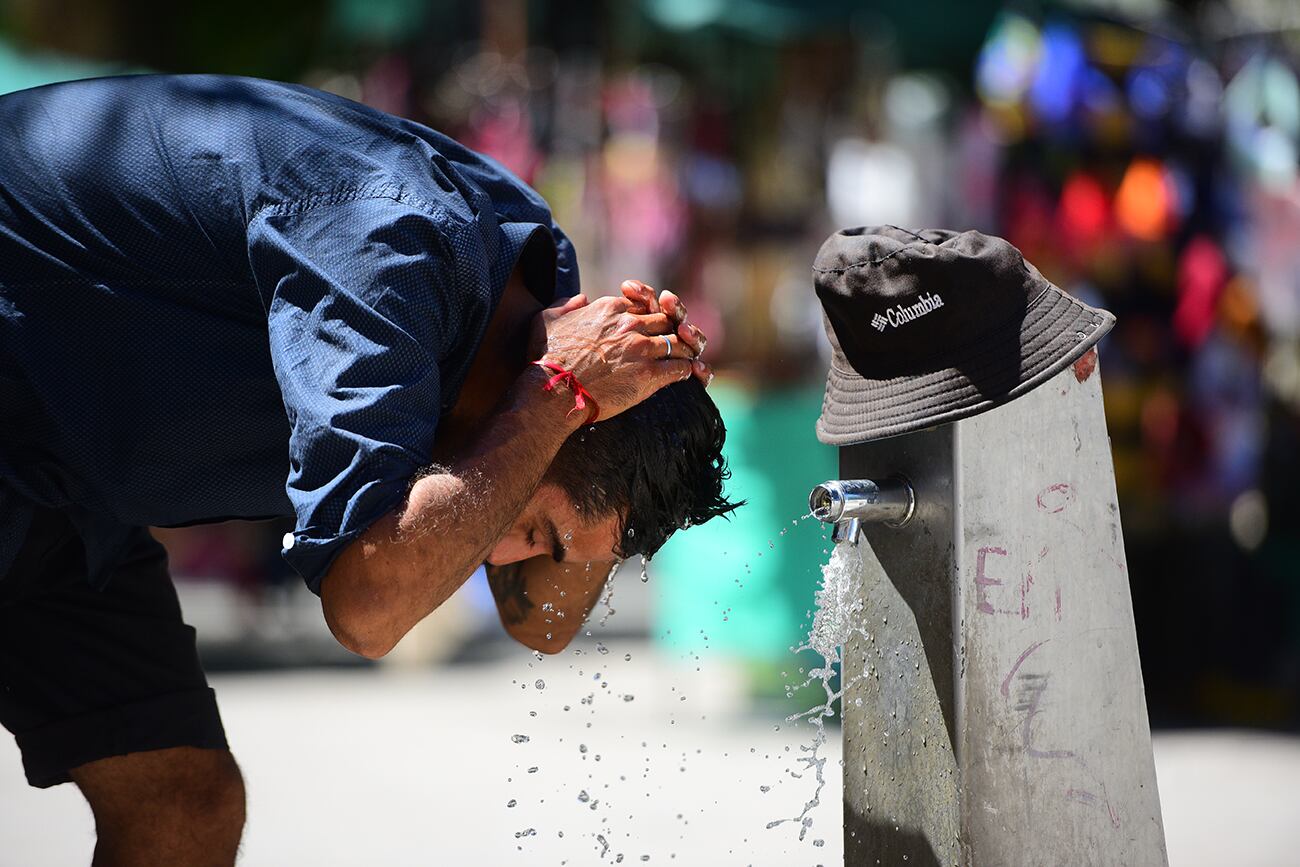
[320, 562, 401, 660]
[328, 612, 398, 660]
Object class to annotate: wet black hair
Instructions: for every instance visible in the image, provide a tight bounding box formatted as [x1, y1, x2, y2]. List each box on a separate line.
[546, 378, 743, 559]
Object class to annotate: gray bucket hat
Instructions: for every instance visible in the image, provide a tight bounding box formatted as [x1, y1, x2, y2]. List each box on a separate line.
[815, 226, 1115, 445]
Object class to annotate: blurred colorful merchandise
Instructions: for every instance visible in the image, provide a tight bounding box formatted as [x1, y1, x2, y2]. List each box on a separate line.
[1114, 157, 1180, 242]
[971, 8, 1299, 726]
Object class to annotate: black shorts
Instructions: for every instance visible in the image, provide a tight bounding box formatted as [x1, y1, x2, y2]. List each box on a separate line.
[0, 506, 227, 788]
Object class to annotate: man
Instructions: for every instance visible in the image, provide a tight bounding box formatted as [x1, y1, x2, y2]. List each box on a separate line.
[0, 75, 738, 865]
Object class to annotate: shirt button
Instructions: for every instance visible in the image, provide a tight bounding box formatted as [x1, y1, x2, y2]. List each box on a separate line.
[282, 532, 295, 550]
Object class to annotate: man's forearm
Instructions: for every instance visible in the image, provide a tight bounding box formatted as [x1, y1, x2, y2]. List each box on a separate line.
[320, 365, 581, 658]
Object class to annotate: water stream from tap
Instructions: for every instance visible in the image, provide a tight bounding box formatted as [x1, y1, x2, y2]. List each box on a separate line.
[766, 539, 866, 844]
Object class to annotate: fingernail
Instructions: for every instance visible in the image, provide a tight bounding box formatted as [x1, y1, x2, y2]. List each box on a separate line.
[674, 302, 688, 323]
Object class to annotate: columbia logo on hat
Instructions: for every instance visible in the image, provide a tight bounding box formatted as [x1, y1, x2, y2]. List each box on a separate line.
[871, 292, 945, 332]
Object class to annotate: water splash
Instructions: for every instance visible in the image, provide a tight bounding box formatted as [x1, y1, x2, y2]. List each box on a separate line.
[767, 541, 865, 841]
[597, 559, 622, 627]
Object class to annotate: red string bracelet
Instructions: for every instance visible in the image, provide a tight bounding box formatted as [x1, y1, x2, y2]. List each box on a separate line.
[532, 360, 600, 424]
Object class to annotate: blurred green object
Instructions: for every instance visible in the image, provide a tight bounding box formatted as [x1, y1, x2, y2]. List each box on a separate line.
[654, 378, 836, 664]
[0, 38, 116, 95]
[328, 0, 429, 44]
[640, 0, 999, 70]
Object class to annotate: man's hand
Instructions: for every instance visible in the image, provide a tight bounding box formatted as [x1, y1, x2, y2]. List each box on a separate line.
[619, 279, 711, 386]
[532, 284, 711, 420]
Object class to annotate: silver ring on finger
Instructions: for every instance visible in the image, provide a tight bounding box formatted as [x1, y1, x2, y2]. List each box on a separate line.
[661, 334, 673, 359]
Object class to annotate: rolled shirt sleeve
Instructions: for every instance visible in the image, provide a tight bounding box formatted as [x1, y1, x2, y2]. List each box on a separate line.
[249, 192, 466, 592]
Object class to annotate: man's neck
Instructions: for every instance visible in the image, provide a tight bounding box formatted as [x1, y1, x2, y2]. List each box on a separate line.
[433, 263, 544, 460]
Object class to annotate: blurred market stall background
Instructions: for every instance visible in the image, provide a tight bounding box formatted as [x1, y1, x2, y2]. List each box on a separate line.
[0, 0, 1298, 863]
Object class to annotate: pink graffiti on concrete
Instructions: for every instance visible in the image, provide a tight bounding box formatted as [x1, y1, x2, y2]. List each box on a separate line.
[975, 546, 1007, 615]
[976, 544, 1056, 620]
[1036, 482, 1075, 514]
[1003, 641, 1123, 829]
[1000, 639, 1049, 699]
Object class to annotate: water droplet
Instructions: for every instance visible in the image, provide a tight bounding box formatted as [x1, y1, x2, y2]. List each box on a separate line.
[535, 679, 545, 690]
[507, 799, 517, 808]
[511, 734, 530, 744]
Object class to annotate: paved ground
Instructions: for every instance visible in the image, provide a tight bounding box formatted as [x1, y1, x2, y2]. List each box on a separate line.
[1, 643, 1297, 865]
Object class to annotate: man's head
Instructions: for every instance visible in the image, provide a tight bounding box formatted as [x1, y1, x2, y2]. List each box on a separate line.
[485, 378, 741, 566]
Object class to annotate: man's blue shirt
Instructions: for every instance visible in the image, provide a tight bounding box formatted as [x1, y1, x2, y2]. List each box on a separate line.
[0, 74, 578, 591]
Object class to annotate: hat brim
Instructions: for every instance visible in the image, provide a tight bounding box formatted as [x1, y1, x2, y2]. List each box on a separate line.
[816, 285, 1114, 446]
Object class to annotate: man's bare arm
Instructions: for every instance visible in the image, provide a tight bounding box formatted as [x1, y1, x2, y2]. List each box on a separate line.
[320, 365, 582, 658]
[486, 557, 618, 654]
[319, 293, 701, 659]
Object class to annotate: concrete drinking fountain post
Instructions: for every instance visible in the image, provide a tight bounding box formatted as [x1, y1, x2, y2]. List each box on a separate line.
[809, 350, 1169, 866]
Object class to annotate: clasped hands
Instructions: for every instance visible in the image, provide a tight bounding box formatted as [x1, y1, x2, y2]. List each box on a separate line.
[532, 279, 712, 421]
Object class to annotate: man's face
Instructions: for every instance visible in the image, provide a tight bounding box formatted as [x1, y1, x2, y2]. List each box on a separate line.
[486, 484, 622, 566]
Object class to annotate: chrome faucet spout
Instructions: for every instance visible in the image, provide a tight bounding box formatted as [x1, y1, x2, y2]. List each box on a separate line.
[831, 516, 863, 546]
[808, 476, 916, 545]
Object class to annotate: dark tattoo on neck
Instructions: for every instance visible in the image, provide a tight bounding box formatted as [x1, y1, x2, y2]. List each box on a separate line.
[486, 562, 533, 625]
